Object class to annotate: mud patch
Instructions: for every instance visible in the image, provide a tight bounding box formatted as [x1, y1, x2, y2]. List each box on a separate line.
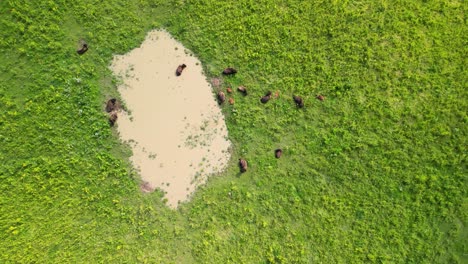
[110, 30, 231, 208]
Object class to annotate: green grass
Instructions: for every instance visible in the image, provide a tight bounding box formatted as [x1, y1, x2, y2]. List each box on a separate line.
[0, 0, 466, 263]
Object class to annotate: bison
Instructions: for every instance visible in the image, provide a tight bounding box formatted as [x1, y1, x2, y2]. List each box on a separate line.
[237, 86, 248, 96]
[176, 64, 186, 76]
[293, 95, 304, 108]
[222, 67, 237, 75]
[275, 149, 283, 159]
[77, 42, 88, 55]
[316, 95, 325, 101]
[109, 112, 118, 126]
[217, 91, 226, 105]
[106, 98, 117, 113]
[261, 91, 272, 104]
[239, 159, 248, 173]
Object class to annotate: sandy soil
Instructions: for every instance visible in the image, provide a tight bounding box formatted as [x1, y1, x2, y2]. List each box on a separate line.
[110, 30, 231, 208]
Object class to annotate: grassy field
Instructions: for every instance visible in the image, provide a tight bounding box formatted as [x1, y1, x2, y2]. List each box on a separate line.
[0, 0, 466, 263]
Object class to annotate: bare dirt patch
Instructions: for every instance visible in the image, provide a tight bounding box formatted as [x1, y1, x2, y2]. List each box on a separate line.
[110, 30, 231, 208]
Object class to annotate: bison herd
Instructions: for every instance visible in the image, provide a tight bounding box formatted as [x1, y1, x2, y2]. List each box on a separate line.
[210, 66, 325, 173]
[103, 57, 325, 174]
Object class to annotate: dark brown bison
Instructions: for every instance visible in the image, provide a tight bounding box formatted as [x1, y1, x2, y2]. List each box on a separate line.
[217, 91, 226, 105]
[239, 159, 248, 173]
[275, 149, 283, 159]
[176, 64, 186, 76]
[222, 67, 237, 75]
[293, 95, 304, 108]
[77, 43, 88, 55]
[237, 86, 247, 96]
[316, 95, 325, 101]
[109, 112, 118, 126]
[261, 91, 272, 104]
[106, 98, 117, 113]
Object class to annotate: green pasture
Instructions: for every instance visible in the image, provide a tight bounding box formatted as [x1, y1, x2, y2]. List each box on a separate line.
[0, 0, 466, 263]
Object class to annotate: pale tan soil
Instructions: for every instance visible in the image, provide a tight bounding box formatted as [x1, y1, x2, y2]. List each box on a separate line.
[110, 30, 231, 208]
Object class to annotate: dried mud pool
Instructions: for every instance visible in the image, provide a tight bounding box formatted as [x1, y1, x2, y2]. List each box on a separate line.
[110, 30, 231, 208]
